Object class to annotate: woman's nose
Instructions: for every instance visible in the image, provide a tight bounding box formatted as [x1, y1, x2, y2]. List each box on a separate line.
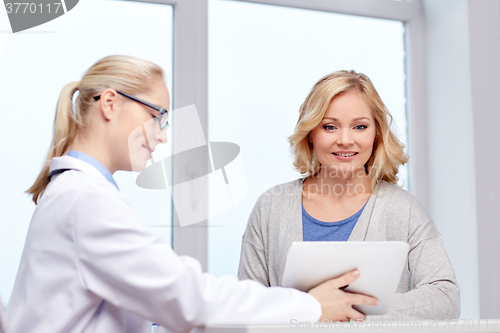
[336, 129, 354, 146]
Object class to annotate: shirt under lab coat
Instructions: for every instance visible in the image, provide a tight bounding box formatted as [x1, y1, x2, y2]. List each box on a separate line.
[7, 155, 321, 333]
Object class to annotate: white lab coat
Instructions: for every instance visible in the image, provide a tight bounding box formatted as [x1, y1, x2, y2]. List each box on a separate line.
[7, 156, 321, 333]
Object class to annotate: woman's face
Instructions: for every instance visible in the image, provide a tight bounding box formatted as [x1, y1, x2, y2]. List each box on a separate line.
[309, 90, 376, 178]
[121, 78, 170, 172]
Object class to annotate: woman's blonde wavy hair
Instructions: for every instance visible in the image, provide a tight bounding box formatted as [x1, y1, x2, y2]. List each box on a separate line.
[288, 70, 408, 185]
[27, 55, 164, 204]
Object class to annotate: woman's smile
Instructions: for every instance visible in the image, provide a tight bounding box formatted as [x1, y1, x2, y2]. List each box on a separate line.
[332, 151, 358, 161]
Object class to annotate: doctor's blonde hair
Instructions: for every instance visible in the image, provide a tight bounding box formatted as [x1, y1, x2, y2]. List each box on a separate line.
[28, 55, 164, 204]
[288, 70, 408, 184]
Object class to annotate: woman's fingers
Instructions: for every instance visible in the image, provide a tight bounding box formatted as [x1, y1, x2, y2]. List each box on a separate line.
[328, 269, 360, 289]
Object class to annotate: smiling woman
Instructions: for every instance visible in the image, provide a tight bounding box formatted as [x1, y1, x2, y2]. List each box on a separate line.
[238, 70, 461, 321]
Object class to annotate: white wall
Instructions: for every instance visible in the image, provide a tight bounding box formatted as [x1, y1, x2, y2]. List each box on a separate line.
[424, 0, 479, 319]
[424, 0, 500, 319]
[468, 0, 500, 319]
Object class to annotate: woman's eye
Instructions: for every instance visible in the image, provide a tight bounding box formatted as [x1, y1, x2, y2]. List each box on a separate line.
[324, 125, 336, 131]
[355, 125, 368, 130]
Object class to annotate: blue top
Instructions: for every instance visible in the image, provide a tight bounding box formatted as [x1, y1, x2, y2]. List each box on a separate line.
[302, 200, 368, 241]
[67, 150, 119, 190]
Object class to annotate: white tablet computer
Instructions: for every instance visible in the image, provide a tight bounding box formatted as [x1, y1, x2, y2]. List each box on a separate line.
[281, 241, 409, 316]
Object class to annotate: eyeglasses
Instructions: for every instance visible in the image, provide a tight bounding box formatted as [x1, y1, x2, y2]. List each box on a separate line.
[93, 90, 169, 130]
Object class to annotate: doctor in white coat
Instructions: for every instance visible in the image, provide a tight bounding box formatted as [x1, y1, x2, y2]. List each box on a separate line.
[7, 55, 378, 333]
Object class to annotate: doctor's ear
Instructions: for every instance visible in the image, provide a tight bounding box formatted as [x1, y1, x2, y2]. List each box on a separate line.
[97, 89, 120, 121]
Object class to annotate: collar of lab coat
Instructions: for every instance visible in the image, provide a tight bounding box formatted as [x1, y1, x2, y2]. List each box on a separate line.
[49, 155, 119, 191]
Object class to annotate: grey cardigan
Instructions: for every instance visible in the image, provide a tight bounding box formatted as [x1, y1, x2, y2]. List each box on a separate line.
[238, 179, 460, 321]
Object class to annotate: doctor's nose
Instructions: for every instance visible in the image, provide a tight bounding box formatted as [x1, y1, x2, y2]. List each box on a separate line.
[155, 127, 168, 144]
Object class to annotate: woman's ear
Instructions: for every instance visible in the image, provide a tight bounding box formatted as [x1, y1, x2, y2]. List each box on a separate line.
[308, 140, 314, 152]
[98, 89, 119, 121]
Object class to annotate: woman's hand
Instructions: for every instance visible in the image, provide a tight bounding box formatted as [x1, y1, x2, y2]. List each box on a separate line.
[308, 269, 378, 322]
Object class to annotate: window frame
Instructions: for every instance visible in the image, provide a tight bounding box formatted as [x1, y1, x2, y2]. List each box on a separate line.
[128, 0, 210, 270]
